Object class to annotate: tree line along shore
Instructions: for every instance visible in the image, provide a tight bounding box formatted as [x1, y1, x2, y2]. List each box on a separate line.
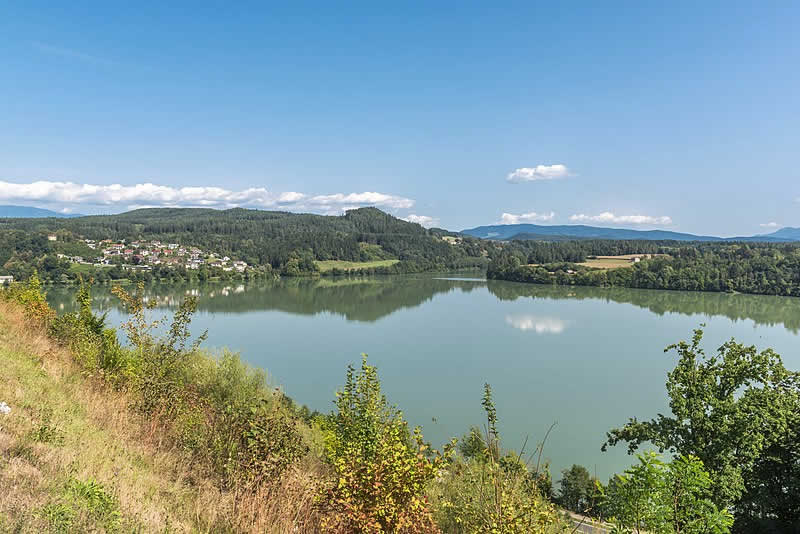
[2, 207, 800, 298]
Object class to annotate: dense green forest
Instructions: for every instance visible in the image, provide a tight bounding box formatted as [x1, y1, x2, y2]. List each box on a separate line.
[5, 207, 800, 297]
[488, 240, 800, 296]
[0, 207, 493, 282]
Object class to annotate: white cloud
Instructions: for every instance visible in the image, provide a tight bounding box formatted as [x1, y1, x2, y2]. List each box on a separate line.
[569, 212, 672, 226]
[306, 192, 413, 210]
[507, 164, 570, 183]
[500, 211, 556, 225]
[505, 315, 568, 334]
[402, 214, 439, 228]
[759, 222, 781, 228]
[0, 180, 414, 214]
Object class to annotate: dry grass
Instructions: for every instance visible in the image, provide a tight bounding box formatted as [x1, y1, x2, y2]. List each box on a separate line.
[577, 257, 636, 269]
[0, 300, 325, 533]
[577, 254, 669, 270]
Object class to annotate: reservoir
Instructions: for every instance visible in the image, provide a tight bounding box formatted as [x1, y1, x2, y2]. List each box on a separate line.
[46, 274, 800, 481]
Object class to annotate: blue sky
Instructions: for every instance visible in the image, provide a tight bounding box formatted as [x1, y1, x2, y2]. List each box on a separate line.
[1, 1, 798, 235]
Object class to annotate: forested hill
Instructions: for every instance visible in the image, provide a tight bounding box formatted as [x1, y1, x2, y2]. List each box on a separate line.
[0, 207, 493, 276]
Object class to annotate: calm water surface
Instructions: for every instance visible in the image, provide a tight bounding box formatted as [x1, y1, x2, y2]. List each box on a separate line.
[47, 275, 800, 480]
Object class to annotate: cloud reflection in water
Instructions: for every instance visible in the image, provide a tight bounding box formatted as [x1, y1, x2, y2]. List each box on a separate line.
[505, 314, 569, 334]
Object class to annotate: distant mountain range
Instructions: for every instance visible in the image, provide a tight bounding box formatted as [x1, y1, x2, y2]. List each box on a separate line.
[0, 205, 83, 218]
[461, 223, 800, 243]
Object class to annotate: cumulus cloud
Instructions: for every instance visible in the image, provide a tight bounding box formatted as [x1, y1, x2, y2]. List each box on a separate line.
[402, 214, 439, 228]
[569, 212, 672, 226]
[0, 180, 414, 214]
[500, 211, 555, 225]
[759, 222, 781, 228]
[506, 165, 570, 183]
[505, 315, 568, 334]
[305, 192, 413, 210]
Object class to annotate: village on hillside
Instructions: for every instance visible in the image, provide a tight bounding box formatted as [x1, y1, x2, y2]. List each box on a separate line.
[54, 237, 248, 274]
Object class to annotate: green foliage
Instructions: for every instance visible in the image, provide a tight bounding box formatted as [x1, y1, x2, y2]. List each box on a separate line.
[112, 282, 207, 414]
[48, 279, 129, 380]
[432, 384, 564, 533]
[557, 464, 600, 515]
[458, 425, 486, 460]
[66, 478, 122, 532]
[235, 404, 308, 486]
[321, 355, 452, 533]
[0, 270, 55, 323]
[28, 406, 65, 446]
[488, 241, 800, 297]
[0, 207, 491, 281]
[603, 328, 800, 530]
[35, 478, 123, 533]
[602, 452, 733, 534]
[36, 502, 76, 533]
[282, 249, 320, 276]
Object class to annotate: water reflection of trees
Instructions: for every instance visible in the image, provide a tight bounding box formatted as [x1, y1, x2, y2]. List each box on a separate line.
[45, 276, 800, 331]
[46, 276, 484, 323]
[487, 281, 800, 333]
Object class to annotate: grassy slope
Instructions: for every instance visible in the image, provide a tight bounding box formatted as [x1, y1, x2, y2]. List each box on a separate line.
[0, 301, 319, 533]
[314, 259, 400, 272]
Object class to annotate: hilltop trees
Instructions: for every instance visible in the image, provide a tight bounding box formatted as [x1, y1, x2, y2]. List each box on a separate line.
[0, 207, 493, 280]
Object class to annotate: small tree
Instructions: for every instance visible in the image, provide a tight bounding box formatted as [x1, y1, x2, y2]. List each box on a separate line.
[322, 355, 452, 533]
[604, 328, 799, 510]
[558, 464, 598, 515]
[112, 283, 206, 414]
[603, 452, 733, 534]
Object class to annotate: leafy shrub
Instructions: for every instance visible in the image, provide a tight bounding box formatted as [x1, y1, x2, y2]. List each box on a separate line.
[602, 452, 733, 534]
[432, 384, 564, 534]
[321, 355, 452, 533]
[112, 283, 207, 415]
[0, 270, 55, 324]
[49, 280, 132, 385]
[235, 405, 308, 486]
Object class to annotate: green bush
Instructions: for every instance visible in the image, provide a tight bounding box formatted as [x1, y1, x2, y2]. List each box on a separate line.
[321, 355, 453, 533]
[601, 452, 733, 533]
[0, 270, 55, 324]
[431, 384, 564, 534]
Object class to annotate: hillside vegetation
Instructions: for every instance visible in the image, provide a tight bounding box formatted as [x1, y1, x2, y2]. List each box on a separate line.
[0, 277, 568, 533]
[0, 208, 492, 283]
[488, 240, 800, 296]
[2, 275, 798, 532]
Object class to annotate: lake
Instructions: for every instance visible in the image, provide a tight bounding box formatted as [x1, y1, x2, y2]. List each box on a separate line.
[46, 275, 800, 481]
